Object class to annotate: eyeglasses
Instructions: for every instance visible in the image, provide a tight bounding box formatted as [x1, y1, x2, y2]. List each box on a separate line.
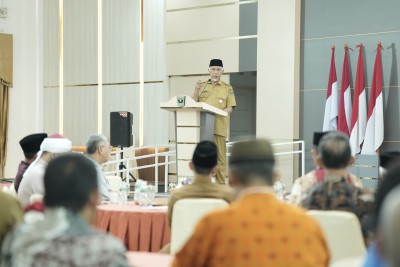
[99, 145, 112, 151]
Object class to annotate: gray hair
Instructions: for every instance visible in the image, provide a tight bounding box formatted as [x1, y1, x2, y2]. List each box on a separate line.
[318, 132, 351, 169]
[86, 134, 107, 155]
[379, 185, 400, 267]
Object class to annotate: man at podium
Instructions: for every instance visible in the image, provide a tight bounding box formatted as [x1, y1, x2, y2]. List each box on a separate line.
[192, 59, 236, 184]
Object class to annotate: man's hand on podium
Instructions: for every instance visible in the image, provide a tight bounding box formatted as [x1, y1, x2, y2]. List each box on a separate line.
[224, 106, 233, 114]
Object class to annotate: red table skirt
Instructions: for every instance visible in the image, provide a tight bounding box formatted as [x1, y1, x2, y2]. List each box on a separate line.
[96, 202, 171, 252]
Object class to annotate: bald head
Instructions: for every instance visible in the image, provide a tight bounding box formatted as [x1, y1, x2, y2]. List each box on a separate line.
[318, 132, 351, 169]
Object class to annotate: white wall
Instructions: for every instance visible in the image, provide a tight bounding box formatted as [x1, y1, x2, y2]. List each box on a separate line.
[43, 0, 167, 148]
[165, 2, 239, 76]
[2, 0, 43, 178]
[257, 0, 301, 189]
[2, 0, 168, 178]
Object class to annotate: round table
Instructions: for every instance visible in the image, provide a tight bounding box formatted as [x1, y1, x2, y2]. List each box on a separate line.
[127, 252, 173, 267]
[96, 201, 170, 252]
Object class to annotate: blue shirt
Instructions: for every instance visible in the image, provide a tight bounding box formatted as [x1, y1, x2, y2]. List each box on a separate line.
[363, 242, 386, 267]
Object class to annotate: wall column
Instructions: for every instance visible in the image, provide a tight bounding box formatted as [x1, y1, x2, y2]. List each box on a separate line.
[257, 0, 301, 188]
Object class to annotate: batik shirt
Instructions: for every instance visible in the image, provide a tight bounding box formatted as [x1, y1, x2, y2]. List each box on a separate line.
[289, 168, 363, 206]
[1, 208, 128, 267]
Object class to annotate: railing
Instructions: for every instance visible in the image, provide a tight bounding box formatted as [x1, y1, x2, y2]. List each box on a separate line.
[102, 140, 304, 192]
[102, 144, 176, 193]
[226, 140, 306, 177]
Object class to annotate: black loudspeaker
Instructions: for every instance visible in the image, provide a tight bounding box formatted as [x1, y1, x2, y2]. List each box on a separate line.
[110, 111, 133, 147]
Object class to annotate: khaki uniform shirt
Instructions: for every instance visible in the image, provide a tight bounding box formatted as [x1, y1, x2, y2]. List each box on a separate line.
[0, 192, 23, 248]
[193, 80, 236, 137]
[167, 177, 233, 228]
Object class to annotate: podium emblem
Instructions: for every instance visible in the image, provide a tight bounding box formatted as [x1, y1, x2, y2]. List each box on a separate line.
[177, 96, 186, 107]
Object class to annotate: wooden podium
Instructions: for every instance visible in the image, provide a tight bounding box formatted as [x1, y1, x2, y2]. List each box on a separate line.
[161, 96, 227, 181]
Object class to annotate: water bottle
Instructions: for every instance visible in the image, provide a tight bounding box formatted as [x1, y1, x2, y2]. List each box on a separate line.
[273, 181, 286, 201]
[138, 182, 149, 207]
[134, 179, 142, 202]
[119, 182, 129, 206]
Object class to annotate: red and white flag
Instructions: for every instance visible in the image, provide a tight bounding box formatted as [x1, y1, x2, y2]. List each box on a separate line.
[349, 44, 367, 154]
[362, 43, 384, 154]
[338, 45, 352, 135]
[323, 46, 338, 131]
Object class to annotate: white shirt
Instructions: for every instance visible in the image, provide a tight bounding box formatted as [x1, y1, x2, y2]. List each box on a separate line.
[18, 158, 48, 207]
[87, 157, 111, 201]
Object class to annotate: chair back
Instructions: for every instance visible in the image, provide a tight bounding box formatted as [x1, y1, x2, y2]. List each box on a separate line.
[2, 184, 17, 198]
[171, 198, 228, 254]
[307, 210, 366, 264]
[105, 175, 122, 191]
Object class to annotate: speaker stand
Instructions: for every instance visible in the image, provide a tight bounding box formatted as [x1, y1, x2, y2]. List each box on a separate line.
[118, 146, 137, 183]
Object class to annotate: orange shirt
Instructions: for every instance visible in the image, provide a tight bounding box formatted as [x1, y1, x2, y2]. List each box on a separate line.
[173, 193, 330, 267]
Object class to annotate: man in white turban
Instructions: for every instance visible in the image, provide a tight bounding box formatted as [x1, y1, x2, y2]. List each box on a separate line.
[18, 134, 72, 207]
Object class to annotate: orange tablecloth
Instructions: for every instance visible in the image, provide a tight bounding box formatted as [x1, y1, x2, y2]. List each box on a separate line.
[96, 202, 170, 252]
[127, 252, 173, 267]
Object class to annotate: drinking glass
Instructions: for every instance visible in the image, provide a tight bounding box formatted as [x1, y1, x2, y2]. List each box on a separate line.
[138, 184, 151, 207]
[147, 185, 156, 205]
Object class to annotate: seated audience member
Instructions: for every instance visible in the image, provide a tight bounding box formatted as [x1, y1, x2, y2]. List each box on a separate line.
[86, 134, 112, 201]
[303, 132, 374, 242]
[167, 140, 233, 227]
[379, 151, 400, 178]
[14, 133, 47, 192]
[161, 141, 233, 254]
[1, 153, 128, 267]
[173, 139, 329, 267]
[378, 185, 400, 267]
[0, 192, 23, 248]
[18, 134, 72, 207]
[290, 131, 362, 206]
[362, 162, 400, 267]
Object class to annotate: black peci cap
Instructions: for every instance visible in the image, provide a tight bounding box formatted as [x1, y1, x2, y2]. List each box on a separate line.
[192, 141, 218, 169]
[380, 151, 400, 169]
[313, 131, 333, 147]
[209, 59, 223, 67]
[19, 133, 48, 153]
